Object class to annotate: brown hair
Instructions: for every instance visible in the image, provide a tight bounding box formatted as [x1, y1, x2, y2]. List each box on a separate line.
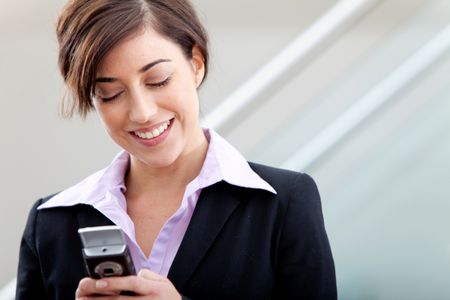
[57, 0, 209, 118]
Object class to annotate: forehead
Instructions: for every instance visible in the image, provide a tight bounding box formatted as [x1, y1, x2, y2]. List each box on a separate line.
[96, 27, 183, 74]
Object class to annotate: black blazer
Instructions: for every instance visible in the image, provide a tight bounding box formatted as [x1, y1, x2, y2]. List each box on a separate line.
[16, 162, 337, 300]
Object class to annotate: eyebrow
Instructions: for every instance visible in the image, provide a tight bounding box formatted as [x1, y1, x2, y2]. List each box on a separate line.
[95, 59, 171, 83]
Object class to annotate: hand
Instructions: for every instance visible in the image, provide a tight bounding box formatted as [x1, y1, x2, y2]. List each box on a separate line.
[75, 269, 182, 300]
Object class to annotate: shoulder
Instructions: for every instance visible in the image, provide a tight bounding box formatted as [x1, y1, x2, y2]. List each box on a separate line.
[248, 161, 319, 198]
[21, 194, 77, 258]
[24, 194, 59, 231]
[22, 194, 109, 255]
[24, 192, 100, 238]
[24, 194, 77, 234]
[246, 162, 324, 224]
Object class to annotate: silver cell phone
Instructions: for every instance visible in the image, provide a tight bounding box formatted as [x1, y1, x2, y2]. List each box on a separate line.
[78, 225, 136, 279]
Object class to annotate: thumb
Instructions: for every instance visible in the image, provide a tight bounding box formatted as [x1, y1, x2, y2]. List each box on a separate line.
[138, 269, 165, 281]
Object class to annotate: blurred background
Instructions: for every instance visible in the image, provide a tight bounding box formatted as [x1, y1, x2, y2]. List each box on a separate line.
[1, 0, 450, 299]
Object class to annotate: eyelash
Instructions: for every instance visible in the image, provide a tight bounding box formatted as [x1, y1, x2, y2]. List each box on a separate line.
[148, 77, 171, 89]
[99, 77, 171, 103]
[100, 93, 122, 103]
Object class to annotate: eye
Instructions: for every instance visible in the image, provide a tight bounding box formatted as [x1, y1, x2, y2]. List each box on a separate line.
[98, 91, 124, 103]
[147, 77, 171, 89]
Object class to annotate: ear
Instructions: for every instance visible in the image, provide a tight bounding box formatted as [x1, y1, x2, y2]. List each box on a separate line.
[191, 45, 205, 88]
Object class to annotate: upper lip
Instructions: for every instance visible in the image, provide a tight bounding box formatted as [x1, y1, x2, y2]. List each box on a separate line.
[130, 118, 172, 133]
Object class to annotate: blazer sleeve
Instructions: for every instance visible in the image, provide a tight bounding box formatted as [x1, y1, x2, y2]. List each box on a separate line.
[16, 199, 48, 300]
[273, 173, 337, 299]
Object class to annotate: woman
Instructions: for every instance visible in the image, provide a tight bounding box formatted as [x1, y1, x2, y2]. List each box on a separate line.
[16, 0, 336, 299]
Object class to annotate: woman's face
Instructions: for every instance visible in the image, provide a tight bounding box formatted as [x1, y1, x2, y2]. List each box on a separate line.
[93, 27, 206, 169]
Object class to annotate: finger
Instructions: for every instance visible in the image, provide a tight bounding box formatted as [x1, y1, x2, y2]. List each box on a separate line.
[96, 275, 161, 295]
[75, 277, 119, 298]
[75, 277, 96, 298]
[138, 269, 166, 282]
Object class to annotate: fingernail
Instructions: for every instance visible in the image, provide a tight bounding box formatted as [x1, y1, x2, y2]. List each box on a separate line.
[96, 280, 108, 288]
[138, 268, 149, 276]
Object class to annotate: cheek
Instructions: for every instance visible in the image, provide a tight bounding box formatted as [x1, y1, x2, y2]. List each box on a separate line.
[173, 80, 200, 112]
[161, 86, 191, 113]
[95, 105, 125, 132]
[172, 92, 199, 122]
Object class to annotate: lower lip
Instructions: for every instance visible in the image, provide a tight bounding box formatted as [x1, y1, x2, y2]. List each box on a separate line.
[131, 120, 173, 147]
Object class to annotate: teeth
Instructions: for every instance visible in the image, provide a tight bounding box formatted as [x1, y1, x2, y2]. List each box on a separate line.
[152, 128, 160, 137]
[134, 120, 171, 139]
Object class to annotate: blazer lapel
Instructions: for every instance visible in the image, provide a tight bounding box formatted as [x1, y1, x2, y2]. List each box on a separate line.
[168, 181, 240, 289]
[76, 204, 114, 229]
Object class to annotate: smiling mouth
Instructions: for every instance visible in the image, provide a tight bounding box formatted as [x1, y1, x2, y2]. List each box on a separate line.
[132, 119, 172, 139]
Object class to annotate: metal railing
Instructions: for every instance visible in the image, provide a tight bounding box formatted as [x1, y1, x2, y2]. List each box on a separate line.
[202, 0, 381, 132]
[281, 22, 450, 171]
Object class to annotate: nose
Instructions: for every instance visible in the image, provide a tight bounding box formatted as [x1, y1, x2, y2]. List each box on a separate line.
[128, 90, 158, 123]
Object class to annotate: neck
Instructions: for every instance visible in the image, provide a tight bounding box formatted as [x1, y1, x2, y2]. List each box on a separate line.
[124, 129, 209, 200]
